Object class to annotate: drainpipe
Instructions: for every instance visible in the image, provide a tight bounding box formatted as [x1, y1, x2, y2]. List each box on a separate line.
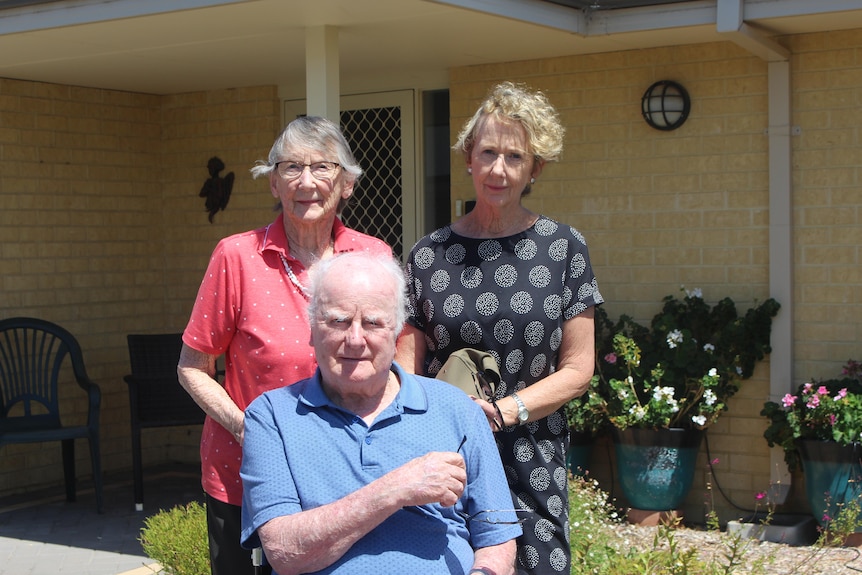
[716, 0, 794, 503]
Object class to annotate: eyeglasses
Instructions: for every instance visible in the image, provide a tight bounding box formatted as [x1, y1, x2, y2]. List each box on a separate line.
[457, 508, 531, 525]
[274, 160, 341, 181]
[475, 149, 529, 169]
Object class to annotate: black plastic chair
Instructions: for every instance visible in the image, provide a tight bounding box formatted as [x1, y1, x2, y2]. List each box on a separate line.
[0, 317, 103, 513]
[124, 333, 205, 511]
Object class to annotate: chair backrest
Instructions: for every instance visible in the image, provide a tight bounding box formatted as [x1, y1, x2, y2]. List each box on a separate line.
[125, 333, 205, 426]
[127, 333, 184, 378]
[0, 317, 92, 432]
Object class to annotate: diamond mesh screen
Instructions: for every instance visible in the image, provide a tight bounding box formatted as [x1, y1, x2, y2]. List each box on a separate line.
[340, 107, 404, 259]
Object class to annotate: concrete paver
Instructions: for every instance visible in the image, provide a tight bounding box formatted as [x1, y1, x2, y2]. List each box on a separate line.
[0, 464, 202, 575]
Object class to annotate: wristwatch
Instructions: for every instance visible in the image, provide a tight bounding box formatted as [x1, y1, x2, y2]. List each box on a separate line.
[511, 392, 529, 425]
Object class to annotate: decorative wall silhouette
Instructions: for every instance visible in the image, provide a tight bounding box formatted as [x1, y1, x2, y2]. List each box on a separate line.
[199, 156, 234, 222]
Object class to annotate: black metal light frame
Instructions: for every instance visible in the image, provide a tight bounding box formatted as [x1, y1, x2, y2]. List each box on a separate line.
[641, 80, 690, 131]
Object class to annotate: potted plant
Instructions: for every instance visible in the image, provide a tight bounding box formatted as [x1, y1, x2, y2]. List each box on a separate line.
[761, 360, 862, 534]
[564, 374, 609, 476]
[593, 288, 780, 512]
[563, 304, 621, 476]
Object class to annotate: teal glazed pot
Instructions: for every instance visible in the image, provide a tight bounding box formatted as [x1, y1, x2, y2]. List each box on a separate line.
[612, 427, 704, 511]
[566, 430, 594, 477]
[796, 439, 862, 531]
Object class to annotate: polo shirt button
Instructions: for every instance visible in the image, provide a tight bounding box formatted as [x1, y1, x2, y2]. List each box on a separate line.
[365, 437, 372, 445]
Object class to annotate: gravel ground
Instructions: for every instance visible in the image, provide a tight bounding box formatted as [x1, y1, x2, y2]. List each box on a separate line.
[615, 524, 862, 574]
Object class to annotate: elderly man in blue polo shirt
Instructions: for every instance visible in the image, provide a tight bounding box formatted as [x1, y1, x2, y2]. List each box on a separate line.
[240, 252, 520, 575]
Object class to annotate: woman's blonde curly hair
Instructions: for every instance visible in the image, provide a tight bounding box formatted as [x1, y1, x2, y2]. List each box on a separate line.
[453, 81, 565, 163]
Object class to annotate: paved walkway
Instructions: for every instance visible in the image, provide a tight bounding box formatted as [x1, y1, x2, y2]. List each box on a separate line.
[0, 463, 203, 575]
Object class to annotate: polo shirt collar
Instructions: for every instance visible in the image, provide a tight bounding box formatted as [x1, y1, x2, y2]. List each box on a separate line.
[259, 213, 348, 258]
[298, 362, 428, 416]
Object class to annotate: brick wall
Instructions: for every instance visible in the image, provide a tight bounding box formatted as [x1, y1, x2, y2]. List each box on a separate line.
[792, 30, 862, 380]
[449, 30, 861, 523]
[0, 80, 279, 496]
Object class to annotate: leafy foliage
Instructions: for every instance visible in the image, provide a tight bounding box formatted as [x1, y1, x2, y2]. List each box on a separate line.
[564, 375, 610, 436]
[140, 501, 209, 575]
[567, 474, 774, 574]
[762, 364, 862, 471]
[567, 288, 780, 433]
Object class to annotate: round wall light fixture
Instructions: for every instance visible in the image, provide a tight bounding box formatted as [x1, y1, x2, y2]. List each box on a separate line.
[641, 80, 690, 131]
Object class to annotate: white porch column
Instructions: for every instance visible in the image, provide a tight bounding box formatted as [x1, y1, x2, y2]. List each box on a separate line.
[305, 26, 339, 121]
[767, 59, 794, 502]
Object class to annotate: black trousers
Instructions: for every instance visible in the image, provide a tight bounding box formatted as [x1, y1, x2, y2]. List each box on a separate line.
[206, 494, 272, 575]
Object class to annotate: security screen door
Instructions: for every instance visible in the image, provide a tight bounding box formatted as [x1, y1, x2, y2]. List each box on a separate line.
[283, 90, 417, 261]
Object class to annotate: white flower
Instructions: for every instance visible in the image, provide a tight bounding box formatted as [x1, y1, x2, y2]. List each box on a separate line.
[630, 405, 646, 420]
[692, 414, 707, 426]
[703, 343, 715, 352]
[708, 368, 718, 377]
[616, 388, 628, 400]
[667, 329, 683, 349]
[653, 386, 676, 402]
[703, 389, 717, 406]
[685, 287, 703, 299]
[736, 366, 743, 376]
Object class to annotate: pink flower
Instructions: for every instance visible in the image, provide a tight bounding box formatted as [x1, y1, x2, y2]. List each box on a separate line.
[803, 382, 813, 393]
[818, 386, 829, 396]
[829, 414, 837, 425]
[781, 394, 796, 407]
[711, 458, 720, 465]
[807, 395, 820, 409]
[604, 353, 617, 364]
[837, 388, 848, 399]
[755, 491, 766, 500]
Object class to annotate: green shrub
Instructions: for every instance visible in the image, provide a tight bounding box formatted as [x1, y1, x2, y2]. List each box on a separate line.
[140, 501, 209, 575]
[567, 474, 773, 575]
[568, 473, 628, 573]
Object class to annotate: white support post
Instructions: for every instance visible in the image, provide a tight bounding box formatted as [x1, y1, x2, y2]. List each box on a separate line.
[305, 26, 339, 122]
[767, 59, 794, 503]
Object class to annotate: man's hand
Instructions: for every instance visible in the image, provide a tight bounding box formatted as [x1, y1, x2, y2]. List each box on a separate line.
[387, 451, 467, 508]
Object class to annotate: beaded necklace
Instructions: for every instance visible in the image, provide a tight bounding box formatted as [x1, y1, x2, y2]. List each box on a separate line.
[279, 253, 311, 300]
[278, 239, 335, 300]
[264, 224, 334, 300]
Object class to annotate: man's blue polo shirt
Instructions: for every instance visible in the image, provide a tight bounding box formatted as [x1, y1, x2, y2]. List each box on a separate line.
[240, 362, 521, 574]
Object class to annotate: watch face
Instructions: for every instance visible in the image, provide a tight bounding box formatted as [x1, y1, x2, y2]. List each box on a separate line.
[513, 393, 529, 423]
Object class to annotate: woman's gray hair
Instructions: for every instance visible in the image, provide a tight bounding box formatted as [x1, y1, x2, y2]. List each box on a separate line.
[306, 252, 407, 337]
[453, 81, 565, 164]
[250, 116, 363, 183]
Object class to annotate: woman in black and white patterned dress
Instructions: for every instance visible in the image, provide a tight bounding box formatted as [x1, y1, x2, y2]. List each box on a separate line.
[397, 82, 603, 575]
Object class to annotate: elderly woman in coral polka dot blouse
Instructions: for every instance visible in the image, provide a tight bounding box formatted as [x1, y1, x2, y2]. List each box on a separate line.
[178, 116, 390, 575]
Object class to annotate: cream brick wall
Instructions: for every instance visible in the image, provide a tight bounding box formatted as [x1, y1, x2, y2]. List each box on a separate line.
[792, 29, 862, 382]
[0, 79, 280, 497]
[449, 29, 861, 523]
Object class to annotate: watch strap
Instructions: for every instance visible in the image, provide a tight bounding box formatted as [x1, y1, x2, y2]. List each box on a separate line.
[511, 392, 529, 424]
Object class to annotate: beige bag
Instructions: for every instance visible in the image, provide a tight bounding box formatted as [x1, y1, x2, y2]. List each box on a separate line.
[435, 348, 500, 401]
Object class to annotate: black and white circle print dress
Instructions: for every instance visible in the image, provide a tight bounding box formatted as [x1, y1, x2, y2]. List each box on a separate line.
[405, 216, 604, 574]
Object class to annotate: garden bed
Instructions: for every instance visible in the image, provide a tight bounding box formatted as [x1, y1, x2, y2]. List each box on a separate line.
[613, 523, 862, 574]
